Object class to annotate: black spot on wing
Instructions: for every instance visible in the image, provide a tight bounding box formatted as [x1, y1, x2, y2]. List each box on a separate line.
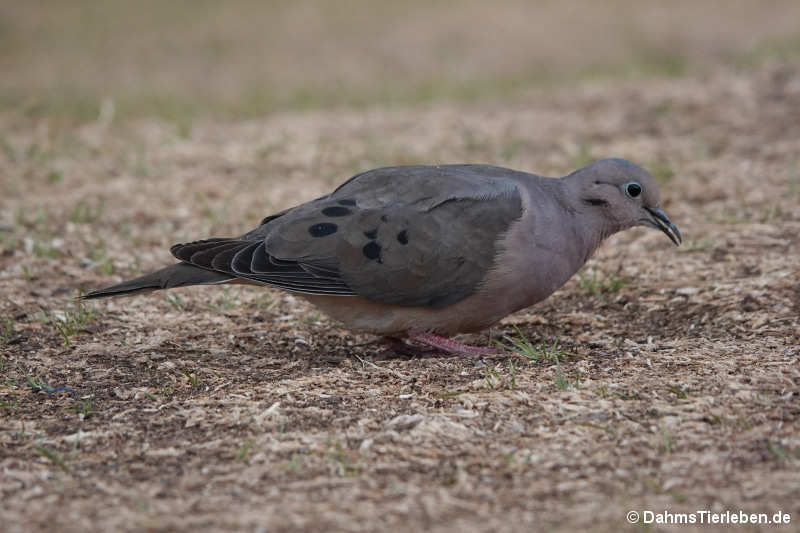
[362, 241, 382, 261]
[321, 206, 352, 217]
[308, 222, 338, 237]
[397, 230, 408, 245]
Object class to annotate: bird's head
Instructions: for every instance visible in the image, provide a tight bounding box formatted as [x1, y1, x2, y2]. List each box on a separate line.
[567, 158, 681, 245]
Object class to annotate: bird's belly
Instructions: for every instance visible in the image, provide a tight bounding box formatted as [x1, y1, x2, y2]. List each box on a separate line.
[301, 245, 580, 336]
[300, 256, 575, 336]
[301, 293, 512, 336]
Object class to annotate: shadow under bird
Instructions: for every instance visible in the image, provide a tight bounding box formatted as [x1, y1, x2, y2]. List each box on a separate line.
[83, 158, 681, 355]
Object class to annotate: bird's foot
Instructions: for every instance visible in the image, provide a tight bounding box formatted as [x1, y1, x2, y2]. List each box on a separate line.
[407, 330, 504, 357]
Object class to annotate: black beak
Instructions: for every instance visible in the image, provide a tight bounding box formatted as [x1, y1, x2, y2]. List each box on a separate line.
[644, 207, 682, 246]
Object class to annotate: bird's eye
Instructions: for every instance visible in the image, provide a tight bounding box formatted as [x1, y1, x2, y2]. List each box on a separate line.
[625, 182, 642, 198]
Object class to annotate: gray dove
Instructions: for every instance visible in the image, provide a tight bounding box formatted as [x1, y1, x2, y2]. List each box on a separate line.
[83, 158, 681, 355]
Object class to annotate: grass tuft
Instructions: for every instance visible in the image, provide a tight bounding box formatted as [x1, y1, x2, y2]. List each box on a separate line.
[496, 329, 575, 390]
[182, 370, 202, 388]
[41, 295, 96, 346]
[165, 293, 186, 311]
[497, 328, 567, 362]
[35, 446, 70, 473]
[0, 316, 16, 344]
[578, 271, 628, 295]
[70, 198, 105, 224]
[330, 441, 360, 477]
[552, 354, 571, 391]
[77, 398, 94, 419]
[236, 439, 254, 462]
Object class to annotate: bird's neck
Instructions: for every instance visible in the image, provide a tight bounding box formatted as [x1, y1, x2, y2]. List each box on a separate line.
[553, 177, 621, 264]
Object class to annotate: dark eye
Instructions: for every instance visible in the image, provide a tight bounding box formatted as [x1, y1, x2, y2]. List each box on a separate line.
[625, 182, 642, 198]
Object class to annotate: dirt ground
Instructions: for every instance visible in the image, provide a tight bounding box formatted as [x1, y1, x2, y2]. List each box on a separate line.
[2, 4, 800, 532]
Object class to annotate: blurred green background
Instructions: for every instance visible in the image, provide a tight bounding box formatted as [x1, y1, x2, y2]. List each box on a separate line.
[3, 0, 800, 123]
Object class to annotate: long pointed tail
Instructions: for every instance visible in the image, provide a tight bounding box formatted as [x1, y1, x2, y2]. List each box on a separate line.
[82, 263, 234, 299]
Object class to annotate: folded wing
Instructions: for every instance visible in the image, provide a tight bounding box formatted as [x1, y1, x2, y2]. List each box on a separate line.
[171, 165, 525, 308]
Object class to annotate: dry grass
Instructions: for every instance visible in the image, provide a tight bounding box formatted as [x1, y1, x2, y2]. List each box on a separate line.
[2, 3, 800, 532]
[3, 0, 800, 121]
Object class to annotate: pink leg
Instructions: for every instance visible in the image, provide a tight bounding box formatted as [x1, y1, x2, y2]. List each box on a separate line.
[407, 330, 503, 357]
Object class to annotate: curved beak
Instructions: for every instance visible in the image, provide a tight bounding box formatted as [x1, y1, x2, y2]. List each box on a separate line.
[644, 207, 682, 246]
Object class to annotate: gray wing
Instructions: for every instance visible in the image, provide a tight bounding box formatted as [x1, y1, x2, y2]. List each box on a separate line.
[172, 165, 525, 308]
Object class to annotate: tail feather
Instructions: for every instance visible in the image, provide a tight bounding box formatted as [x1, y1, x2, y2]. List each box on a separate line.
[82, 263, 234, 299]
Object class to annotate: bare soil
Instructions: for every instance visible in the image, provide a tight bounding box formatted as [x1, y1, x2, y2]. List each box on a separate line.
[2, 60, 799, 533]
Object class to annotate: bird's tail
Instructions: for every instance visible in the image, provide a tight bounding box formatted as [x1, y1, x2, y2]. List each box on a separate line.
[81, 263, 234, 299]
